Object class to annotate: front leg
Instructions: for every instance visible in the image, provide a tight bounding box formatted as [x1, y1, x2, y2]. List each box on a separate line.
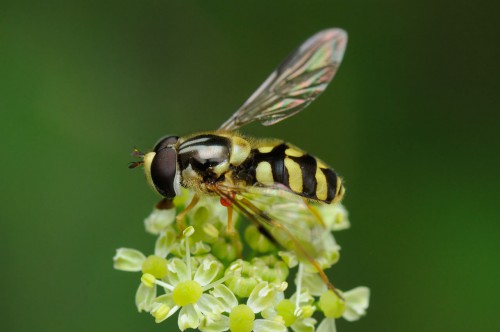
[175, 193, 200, 232]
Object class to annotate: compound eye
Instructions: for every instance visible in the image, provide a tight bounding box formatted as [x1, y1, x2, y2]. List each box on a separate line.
[154, 136, 179, 152]
[151, 145, 178, 198]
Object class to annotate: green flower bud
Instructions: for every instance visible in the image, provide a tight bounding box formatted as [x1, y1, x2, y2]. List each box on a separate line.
[244, 225, 276, 253]
[252, 256, 289, 283]
[141, 273, 156, 288]
[151, 304, 171, 323]
[301, 304, 315, 318]
[212, 238, 238, 263]
[225, 261, 259, 298]
[183, 225, 195, 237]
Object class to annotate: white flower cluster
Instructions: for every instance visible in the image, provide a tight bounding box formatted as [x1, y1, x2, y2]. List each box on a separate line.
[113, 190, 370, 332]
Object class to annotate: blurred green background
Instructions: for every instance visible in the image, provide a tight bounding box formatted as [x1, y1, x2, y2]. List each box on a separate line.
[1, 1, 499, 331]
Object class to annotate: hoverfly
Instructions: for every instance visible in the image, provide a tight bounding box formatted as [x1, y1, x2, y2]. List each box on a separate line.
[131, 28, 348, 293]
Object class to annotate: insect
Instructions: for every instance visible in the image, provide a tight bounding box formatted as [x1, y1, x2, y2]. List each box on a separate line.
[131, 28, 348, 293]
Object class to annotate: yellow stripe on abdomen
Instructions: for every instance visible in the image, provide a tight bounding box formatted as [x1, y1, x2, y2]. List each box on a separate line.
[284, 157, 303, 193]
[285, 148, 304, 157]
[315, 167, 328, 201]
[255, 161, 274, 186]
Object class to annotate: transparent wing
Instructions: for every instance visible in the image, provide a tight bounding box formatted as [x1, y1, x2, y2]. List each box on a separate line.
[219, 28, 348, 131]
[210, 182, 340, 292]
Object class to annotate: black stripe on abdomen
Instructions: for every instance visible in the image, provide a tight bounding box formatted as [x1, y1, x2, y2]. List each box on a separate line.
[289, 154, 317, 199]
[322, 168, 338, 202]
[251, 144, 288, 184]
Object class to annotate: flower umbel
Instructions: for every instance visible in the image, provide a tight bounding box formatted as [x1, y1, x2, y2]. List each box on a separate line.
[113, 189, 370, 331]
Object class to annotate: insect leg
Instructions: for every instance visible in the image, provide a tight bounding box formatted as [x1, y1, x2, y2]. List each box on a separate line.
[224, 204, 243, 258]
[226, 204, 234, 234]
[175, 194, 200, 232]
[304, 199, 326, 228]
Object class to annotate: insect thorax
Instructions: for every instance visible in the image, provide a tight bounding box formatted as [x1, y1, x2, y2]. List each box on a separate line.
[177, 133, 252, 192]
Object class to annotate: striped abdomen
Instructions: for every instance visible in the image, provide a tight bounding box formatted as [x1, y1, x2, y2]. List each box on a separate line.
[236, 142, 344, 204]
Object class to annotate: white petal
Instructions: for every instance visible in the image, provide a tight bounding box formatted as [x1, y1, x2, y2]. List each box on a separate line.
[279, 251, 299, 268]
[191, 241, 212, 255]
[144, 208, 176, 235]
[210, 284, 238, 312]
[113, 248, 146, 271]
[166, 258, 189, 285]
[194, 258, 219, 286]
[316, 231, 340, 255]
[154, 228, 177, 258]
[318, 203, 350, 231]
[316, 318, 337, 332]
[254, 319, 287, 332]
[135, 283, 156, 312]
[247, 282, 276, 313]
[154, 293, 176, 308]
[199, 313, 229, 332]
[290, 290, 314, 306]
[300, 272, 327, 296]
[291, 317, 317, 332]
[260, 306, 276, 320]
[178, 304, 201, 331]
[343, 287, 370, 321]
[197, 294, 225, 315]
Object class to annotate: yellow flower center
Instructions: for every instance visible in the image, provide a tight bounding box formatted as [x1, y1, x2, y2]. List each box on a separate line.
[229, 304, 255, 332]
[141, 255, 168, 279]
[172, 280, 202, 306]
